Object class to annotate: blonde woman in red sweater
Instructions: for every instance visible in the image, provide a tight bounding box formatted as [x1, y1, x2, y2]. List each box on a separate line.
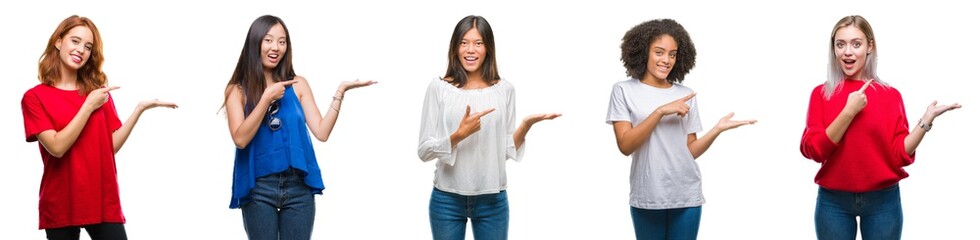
[800, 15, 961, 240]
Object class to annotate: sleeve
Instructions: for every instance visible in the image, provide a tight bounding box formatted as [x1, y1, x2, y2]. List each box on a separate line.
[505, 83, 525, 162]
[800, 86, 838, 163]
[684, 93, 703, 134]
[891, 90, 915, 166]
[417, 80, 456, 166]
[22, 89, 53, 142]
[104, 93, 123, 132]
[605, 83, 631, 124]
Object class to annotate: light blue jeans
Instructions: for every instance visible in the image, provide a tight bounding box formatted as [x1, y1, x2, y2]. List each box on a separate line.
[630, 206, 702, 240]
[815, 184, 902, 240]
[241, 168, 315, 240]
[429, 187, 509, 240]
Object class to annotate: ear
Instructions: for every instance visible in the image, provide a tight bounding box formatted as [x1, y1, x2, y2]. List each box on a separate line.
[867, 39, 875, 55]
[55, 38, 62, 51]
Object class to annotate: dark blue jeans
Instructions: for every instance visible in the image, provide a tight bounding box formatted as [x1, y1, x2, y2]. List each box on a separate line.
[429, 187, 509, 240]
[241, 168, 315, 240]
[630, 206, 702, 240]
[815, 184, 902, 240]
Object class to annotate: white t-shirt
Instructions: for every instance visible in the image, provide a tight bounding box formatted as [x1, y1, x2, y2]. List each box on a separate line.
[606, 79, 704, 210]
[417, 78, 524, 196]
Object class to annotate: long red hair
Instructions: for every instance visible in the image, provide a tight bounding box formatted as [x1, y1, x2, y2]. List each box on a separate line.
[37, 15, 107, 95]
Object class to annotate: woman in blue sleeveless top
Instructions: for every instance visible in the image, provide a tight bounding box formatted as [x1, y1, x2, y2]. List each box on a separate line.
[221, 15, 376, 240]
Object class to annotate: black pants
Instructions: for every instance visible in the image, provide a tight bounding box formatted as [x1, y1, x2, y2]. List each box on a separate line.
[45, 223, 127, 240]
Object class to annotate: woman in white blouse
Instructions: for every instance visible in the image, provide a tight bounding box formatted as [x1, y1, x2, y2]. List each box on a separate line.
[417, 15, 560, 240]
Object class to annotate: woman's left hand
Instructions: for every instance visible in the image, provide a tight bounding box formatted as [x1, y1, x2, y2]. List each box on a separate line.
[137, 99, 178, 111]
[922, 101, 961, 123]
[713, 112, 756, 131]
[523, 113, 562, 126]
[339, 79, 378, 92]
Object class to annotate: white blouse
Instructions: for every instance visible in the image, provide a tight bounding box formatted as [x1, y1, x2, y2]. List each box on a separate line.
[417, 78, 524, 196]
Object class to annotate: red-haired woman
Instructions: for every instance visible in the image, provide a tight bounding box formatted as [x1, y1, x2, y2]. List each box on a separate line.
[21, 15, 176, 240]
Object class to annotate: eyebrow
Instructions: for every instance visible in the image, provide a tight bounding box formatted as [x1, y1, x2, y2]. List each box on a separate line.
[69, 36, 94, 46]
[835, 38, 865, 42]
[652, 47, 677, 51]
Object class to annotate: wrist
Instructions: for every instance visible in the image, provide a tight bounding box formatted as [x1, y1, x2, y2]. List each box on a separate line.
[917, 118, 933, 132]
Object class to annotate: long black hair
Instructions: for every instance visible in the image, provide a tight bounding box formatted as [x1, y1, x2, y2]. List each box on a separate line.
[223, 15, 296, 114]
[443, 15, 499, 87]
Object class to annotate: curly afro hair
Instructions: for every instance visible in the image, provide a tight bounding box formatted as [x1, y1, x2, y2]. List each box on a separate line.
[620, 19, 696, 83]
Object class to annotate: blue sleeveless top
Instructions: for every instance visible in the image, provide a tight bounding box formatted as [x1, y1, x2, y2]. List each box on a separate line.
[230, 86, 323, 208]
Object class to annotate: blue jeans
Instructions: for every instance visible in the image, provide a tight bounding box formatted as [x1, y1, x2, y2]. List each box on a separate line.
[815, 184, 902, 240]
[429, 187, 509, 240]
[241, 168, 315, 240]
[630, 206, 701, 240]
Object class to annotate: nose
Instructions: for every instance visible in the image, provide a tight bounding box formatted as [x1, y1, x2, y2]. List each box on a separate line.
[270, 43, 280, 51]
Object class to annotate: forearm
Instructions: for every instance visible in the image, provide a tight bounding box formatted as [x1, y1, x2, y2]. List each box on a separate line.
[904, 117, 931, 155]
[616, 111, 663, 155]
[231, 102, 270, 149]
[513, 120, 531, 149]
[312, 90, 344, 142]
[825, 111, 856, 144]
[688, 128, 721, 159]
[112, 107, 145, 153]
[41, 108, 95, 157]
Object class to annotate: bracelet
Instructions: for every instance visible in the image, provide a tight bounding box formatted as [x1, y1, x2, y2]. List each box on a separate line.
[918, 119, 932, 132]
[332, 96, 343, 101]
[330, 106, 340, 112]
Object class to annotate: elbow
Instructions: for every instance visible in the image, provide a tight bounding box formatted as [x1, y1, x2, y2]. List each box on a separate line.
[617, 144, 633, 156]
[314, 134, 329, 143]
[233, 139, 249, 149]
[49, 151, 66, 158]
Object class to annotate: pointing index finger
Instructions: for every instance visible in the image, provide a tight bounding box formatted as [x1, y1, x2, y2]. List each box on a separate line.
[858, 80, 873, 93]
[475, 108, 496, 118]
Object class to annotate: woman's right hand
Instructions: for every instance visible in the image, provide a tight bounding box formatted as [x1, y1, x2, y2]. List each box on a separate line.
[262, 80, 299, 103]
[843, 80, 873, 116]
[655, 92, 696, 117]
[83, 86, 120, 112]
[452, 105, 495, 145]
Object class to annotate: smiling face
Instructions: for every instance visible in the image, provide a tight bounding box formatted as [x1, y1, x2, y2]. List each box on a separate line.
[458, 27, 486, 74]
[261, 23, 288, 70]
[834, 26, 873, 80]
[55, 26, 94, 71]
[645, 34, 677, 82]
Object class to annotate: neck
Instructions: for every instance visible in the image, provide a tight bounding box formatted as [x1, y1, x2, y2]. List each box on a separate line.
[462, 71, 490, 89]
[54, 63, 79, 90]
[640, 75, 671, 88]
[264, 70, 275, 85]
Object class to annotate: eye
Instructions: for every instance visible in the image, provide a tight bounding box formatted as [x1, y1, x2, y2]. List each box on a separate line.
[85, 45, 92, 51]
[852, 42, 862, 48]
[72, 39, 79, 44]
[279, 40, 286, 45]
[476, 41, 483, 46]
[835, 42, 844, 48]
[669, 52, 677, 58]
[264, 38, 273, 43]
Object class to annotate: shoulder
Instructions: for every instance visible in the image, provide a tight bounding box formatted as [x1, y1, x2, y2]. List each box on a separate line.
[495, 79, 515, 91]
[428, 77, 452, 90]
[23, 84, 53, 100]
[673, 83, 695, 93]
[291, 75, 312, 91]
[612, 78, 638, 89]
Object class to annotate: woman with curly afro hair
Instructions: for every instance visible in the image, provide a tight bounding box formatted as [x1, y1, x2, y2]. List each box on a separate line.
[605, 19, 756, 240]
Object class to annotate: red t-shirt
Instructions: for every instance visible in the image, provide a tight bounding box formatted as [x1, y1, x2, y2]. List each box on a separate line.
[800, 79, 915, 192]
[21, 84, 125, 229]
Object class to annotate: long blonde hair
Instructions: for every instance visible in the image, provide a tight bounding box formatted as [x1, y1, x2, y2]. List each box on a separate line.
[824, 15, 886, 99]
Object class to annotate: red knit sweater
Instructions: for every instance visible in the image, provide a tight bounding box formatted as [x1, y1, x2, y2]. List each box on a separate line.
[800, 79, 915, 192]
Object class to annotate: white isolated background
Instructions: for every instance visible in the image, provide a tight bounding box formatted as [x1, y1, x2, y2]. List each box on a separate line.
[1, 0, 976, 239]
